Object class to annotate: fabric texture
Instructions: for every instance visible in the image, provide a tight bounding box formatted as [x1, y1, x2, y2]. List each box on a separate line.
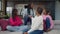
[7, 25, 30, 32]
[9, 16, 23, 26]
[24, 16, 31, 25]
[43, 15, 54, 29]
[43, 17, 51, 32]
[28, 15, 43, 33]
[0, 19, 8, 31]
[29, 30, 43, 34]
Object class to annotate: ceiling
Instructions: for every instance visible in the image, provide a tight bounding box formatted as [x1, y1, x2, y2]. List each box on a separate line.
[6, 0, 56, 4]
[7, 0, 56, 2]
[0, 0, 1, 1]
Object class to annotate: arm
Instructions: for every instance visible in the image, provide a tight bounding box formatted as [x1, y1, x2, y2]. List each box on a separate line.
[30, 9, 36, 17]
[49, 16, 54, 29]
[16, 17, 23, 26]
[28, 17, 43, 33]
[33, 9, 36, 16]
[9, 17, 17, 26]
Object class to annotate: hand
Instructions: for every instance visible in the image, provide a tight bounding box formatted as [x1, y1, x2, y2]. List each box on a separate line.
[28, 15, 32, 18]
[48, 28, 51, 31]
[24, 32, 28, 34]
[46, 28, 51, 32]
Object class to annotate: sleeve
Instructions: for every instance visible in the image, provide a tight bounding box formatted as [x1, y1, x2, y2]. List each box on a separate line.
[9, 17, 16, 26]
[22, 9, 28, 17]
[28, 17, 43, 33]
[20, 8, 24, 17]
[33, 9, 36, 16]
[30, 9, 36, 17]
[49, 16, 54, 29]
[16, 17, 23, 26]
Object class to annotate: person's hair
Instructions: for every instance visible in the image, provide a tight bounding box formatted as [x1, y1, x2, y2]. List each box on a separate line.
[37, 7, 43, 15]
[24, 5, 28, 8]
[46, 10, 50, 15]
[28, 3, 32, 9]
[27, 3, 33, 15]
[44, 8, 50, 15]
[12, 9, 18, 18]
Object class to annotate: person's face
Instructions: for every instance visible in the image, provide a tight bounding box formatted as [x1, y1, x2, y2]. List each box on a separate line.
[43, 9, 46, 15]
[31, 3, 34, 8]
[13, 10, 18, 15]
[36, 10, 39, 16]
[48, 12, 50, 15]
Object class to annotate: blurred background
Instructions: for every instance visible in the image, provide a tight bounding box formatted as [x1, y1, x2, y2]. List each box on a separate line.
[0, 0, 60, 34]
[0, 0, 60, 20]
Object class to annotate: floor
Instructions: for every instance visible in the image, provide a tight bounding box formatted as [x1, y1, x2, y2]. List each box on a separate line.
[0, 20, 60, 34]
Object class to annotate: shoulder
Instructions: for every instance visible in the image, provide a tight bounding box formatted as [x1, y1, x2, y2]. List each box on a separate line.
[16, 16, 21, 18]
[47, 15, 52, 18]
[40, 16, 43, 20]
[9, 17, 13, 20]
[39, 16, 43, 19]
[22, 8, 27, 12]
[9, 17, 12, 19]
[24, 8, 27, 10]
[36, 16, 43, 20]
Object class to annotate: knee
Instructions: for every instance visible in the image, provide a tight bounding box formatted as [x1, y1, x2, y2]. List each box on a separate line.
[6, 26, 12, 29]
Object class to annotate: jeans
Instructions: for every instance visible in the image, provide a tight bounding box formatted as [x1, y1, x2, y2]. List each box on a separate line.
[46, 17, 50, 29]
[43, 17, 50, 31]
[24, 16, 31, 25]
[7, 25, 30, 32]
[29, 30, 43, 34]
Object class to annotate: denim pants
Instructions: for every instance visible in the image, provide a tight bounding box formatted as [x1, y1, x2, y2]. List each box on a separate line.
[46, 17, 50, 29]
[24, 16, 31, 25]
[44, 17, 50, 31]
[29, 30, 43, 34]
[7, 25, 30, 32]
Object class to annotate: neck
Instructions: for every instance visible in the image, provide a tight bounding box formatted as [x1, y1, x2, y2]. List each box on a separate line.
[45, 14, 48, 16]
[37, 14, 41, 16]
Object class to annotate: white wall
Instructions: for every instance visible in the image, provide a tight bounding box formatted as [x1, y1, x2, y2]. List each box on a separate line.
[7, 2, 14, 7]
[55, 1, 60, 20]
[15, 4, 28, 15]
[6, 2, 14, 16]
[15, 4, 38, 15]
[0, 1, 1, 10]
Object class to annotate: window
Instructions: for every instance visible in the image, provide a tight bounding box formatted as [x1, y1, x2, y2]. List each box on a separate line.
[6, 7, 13, 16]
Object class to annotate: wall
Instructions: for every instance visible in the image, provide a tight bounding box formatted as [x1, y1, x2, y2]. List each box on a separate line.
[7, 2, 14, 7]
[15, 4, 37, 15]
[6, 2, 14, 16]
[0, 1, 1, 10]
[55, 1, 60, 20]
[15, 4, 28, 15]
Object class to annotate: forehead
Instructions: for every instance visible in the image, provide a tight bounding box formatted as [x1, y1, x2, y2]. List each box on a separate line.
[31, 3, 34, 5]
[15, 9, 17, 11]
[14, 10, 18, 12]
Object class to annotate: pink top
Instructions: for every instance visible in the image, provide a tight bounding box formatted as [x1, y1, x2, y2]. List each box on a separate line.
[43, 15, 54, 29]
[9, 16, 23, 26]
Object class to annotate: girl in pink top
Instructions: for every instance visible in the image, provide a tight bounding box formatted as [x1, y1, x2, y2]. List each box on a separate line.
[9, 16, 23, 26]
[7, 9, 29, 32]
[9, 9, 23, 26]
[43, 8, 54, 30]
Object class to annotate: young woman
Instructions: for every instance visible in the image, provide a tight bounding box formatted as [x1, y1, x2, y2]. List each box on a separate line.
[7, 9, 29, 32]
[24, 7, 43, 34]
[9, 9, 23, 26]
[43, 8, 54, 31]
[21, 3, 35, 25]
